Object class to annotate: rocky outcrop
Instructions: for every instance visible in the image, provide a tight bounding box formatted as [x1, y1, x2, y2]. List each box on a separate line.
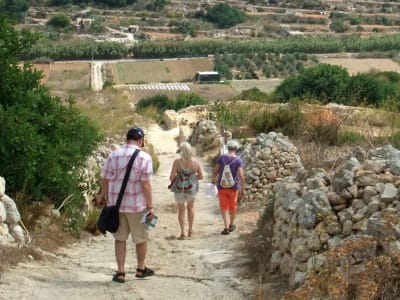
[0, 177, 27, 245]
[269, 144, 400, 288]
[189, 119, 223, 151]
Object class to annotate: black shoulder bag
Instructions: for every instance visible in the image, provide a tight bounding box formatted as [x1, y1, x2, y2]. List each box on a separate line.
[97, 149, 140, 234]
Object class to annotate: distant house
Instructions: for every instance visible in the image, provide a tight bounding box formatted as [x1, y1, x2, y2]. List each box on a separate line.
[128, 25, 139, 33]
[195, 71, 220, 83]
[286, 30, 305, 36]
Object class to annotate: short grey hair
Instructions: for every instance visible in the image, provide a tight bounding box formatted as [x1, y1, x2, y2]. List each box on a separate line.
[179, 142, 195, 160]
[227, 139, 240, 150]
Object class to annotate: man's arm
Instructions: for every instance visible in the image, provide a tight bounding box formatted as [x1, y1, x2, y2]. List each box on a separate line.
[212, 164, 220, 184]
[141, 180, 154, 220]
[96, 178, 109, 207]
[238, 167, 245, 196]
[141, 180, 153, 209]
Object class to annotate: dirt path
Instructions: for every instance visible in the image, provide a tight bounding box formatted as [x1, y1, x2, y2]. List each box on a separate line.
[91, 61, 103, 92]
[0, 124, 257, 300]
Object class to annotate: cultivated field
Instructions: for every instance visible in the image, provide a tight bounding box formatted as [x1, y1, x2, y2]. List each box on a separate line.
[117, 83, 237, 102]
[231, 79, 283, 93]
[319, 58, 400, 75]
[107, 57, 214, 84]
[44, 62, 91, 92]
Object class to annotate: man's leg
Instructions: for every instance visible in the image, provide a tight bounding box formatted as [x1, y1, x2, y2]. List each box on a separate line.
[115, 240, 126, 273]
[229, 190, 239, 231]
[136, 240, 147, 271]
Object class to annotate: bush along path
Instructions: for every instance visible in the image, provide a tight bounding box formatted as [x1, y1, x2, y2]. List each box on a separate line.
[0, 123, 257, 300]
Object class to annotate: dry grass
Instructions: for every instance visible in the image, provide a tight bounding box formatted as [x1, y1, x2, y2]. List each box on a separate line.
[45, 62, 91, 92]
[31, 63, 51, 84]
[319, 58, 400, 75]
[0, 223, 78, 273]
[73, 89, 143, 136]
[190, 84, 237, 101]
[0, 245, 43, 273]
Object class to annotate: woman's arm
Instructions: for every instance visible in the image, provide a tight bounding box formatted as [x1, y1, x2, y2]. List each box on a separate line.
[196, 160, 204, 180]
[169, 159, 178, 181]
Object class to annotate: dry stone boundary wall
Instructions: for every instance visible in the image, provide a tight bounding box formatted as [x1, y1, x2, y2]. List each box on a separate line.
[239, 132, 400, 288]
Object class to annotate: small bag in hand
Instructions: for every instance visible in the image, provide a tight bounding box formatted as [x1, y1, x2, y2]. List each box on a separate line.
[97, 205, 120, 234]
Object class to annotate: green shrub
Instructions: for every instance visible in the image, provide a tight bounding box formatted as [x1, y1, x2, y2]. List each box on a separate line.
[47, 14, 72, 30]
[250, 104, 305, 137]
[238, 87, 271, 102]
[337, 131, 367, 145]
[307, 122, 339, 145]
[210, 101, 251, 127]
[0, 18, 103, 230]
[206, 3, 246, 28]
[136, 93, 207, 115]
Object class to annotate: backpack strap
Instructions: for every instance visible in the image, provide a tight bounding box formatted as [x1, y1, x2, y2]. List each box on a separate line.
[223, 156, 238, 166]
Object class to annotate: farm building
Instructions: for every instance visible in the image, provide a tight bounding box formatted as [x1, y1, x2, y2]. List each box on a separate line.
[195, 71, 220, 83]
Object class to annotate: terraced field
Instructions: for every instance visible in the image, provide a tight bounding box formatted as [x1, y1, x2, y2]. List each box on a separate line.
[107, 57, 214, 84]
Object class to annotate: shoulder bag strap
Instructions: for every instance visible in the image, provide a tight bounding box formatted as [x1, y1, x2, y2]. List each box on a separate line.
[116, 149, 140, 209]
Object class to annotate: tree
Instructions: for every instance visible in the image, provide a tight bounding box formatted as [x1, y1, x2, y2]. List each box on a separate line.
[0, 0, 29, 21]
[274, 64, 350, 103]
[0, 16, 102, 206]
[47, 14, 72, 30]
[206, 3, 246, 28]
[146, 0, 167, 11]
[346, 73, 383, 106]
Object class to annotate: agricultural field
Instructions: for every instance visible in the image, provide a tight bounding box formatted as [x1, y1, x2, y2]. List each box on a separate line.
[44, 62, 91, 92]
[230, 79, 283, 93]
[107, 57, 214, 84]
[319, 58, 400, 75]
[31, 63, 51, 84]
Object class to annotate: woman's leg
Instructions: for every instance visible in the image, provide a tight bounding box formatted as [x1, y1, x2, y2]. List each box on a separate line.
[177, 202, 186, 237]
[187, 200, 194, 236]
[221, 209, 229, 229]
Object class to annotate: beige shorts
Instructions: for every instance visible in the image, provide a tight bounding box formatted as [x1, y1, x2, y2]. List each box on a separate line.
[113, 211, 149, 244]
[174, 192, 196, 204]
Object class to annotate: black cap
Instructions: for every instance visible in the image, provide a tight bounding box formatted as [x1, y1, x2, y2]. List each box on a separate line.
[127, 127, 145, 141]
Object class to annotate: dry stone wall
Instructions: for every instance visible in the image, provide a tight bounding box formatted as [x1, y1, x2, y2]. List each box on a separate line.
[241, 132, 304, 205]
[268, 144, 400, 288]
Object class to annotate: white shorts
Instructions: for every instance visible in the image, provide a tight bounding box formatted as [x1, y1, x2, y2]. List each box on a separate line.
[174, 192, 196, 204]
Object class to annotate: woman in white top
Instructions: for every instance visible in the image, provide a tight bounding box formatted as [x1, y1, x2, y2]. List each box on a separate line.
[169, 142, 203, 239]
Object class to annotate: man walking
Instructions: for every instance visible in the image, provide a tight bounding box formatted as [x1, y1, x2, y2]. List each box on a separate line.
[97, 127, 155, 283]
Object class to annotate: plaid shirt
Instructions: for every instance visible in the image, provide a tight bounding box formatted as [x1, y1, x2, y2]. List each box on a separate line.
[101, 144, 153, 213]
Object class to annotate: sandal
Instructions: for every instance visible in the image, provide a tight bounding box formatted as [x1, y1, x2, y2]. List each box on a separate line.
[178, 234, 186, 240]
[188, 230, 193, 238]
[112, 271, 125, 283]
[229, 224, 236, 232]
[136, 267, 155, 278]
[221, 228, 230, 235]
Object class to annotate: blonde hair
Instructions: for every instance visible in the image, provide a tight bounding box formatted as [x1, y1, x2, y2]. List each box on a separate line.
[179, 142, 195, 161]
